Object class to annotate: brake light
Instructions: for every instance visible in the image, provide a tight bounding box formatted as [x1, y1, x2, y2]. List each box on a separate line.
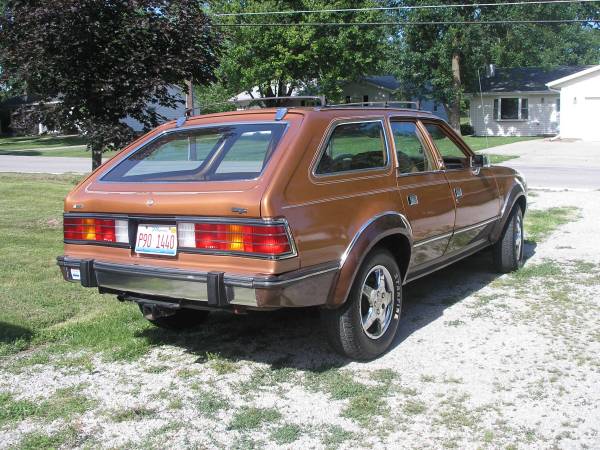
[178, 221, 293, 257]
[64, 217, 128, 243]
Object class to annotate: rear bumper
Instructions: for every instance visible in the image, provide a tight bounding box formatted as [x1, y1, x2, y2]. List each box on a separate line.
[57, 256, 339, 309]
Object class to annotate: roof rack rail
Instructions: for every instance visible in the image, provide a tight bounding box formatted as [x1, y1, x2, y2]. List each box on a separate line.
[322, 101, 420, 110]
[185, 96, 325, 117]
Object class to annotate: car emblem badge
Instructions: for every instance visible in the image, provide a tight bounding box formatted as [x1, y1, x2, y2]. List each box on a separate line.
[146, 199, 154, 206]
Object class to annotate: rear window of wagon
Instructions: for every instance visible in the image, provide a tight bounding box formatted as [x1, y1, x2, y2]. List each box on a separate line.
[102, 123, 287, 182]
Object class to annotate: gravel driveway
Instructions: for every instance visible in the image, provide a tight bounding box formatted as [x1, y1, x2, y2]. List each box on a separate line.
[1, 188, 599, 449]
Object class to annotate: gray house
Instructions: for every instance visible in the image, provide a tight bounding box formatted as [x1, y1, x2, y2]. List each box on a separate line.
[467, 66, 591, 137]
[340, 75, 448, 120]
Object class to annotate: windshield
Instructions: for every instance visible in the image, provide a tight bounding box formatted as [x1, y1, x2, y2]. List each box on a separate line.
[101, 123, 286, 182]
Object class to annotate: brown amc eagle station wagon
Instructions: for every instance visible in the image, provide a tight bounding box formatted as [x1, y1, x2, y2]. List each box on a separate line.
[57, 102, 527, 360]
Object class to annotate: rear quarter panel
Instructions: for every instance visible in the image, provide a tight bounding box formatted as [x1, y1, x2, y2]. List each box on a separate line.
[265, 112, 402, 269]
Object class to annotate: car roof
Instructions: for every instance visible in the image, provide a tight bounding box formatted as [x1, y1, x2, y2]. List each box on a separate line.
[183, 106, 442, 123]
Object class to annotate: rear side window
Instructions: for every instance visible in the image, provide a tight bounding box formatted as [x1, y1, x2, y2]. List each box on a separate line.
[391, 121, 434, 174]
[315, 121, 387, 175]
[102, 123, 286, 182]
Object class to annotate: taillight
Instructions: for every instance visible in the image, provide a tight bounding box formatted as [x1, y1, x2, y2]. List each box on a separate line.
[178, 221, 294, 257]
[64, 217, 128, 243]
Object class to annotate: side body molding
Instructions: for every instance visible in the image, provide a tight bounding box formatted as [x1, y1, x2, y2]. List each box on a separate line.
[326, 211, 413, 307]
[490, 179, 527, 243]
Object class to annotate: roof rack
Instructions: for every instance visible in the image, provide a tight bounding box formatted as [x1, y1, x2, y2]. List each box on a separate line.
[322, 101, 420, 110]
[185, 96, 325, 117]
[176, 97, 422, 127]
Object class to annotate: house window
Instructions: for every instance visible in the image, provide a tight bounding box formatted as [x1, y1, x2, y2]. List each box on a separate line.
[433, 102, 438, 112]
[493, 97, 529, 120]
[363, 95, 369, 105]
[345, 96, 351, 104]
[556, 98, 560, 112]
[520, 99, 529, 120]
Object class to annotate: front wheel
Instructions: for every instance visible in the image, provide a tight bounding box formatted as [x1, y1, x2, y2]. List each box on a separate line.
[493, 207, 524, 273]
[322, 249, 402, 360]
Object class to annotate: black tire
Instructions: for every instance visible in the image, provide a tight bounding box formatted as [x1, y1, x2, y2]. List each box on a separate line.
[322, 249, 402, 360]
[139, 304, 210, 330]
[493, 206, 524, 273]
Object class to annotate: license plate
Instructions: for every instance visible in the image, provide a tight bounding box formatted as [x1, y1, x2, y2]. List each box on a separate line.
[135, 224, 178, 256]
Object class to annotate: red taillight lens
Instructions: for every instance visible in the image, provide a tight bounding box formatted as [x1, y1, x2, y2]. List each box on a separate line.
[187, 222, 292, 256]
[64, 217, 118, 243]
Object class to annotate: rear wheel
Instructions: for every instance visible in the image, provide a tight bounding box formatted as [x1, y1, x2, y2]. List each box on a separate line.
[493, 207, 524, 273]
[322, 249, 402, 360]
[139, 304, 210, 330]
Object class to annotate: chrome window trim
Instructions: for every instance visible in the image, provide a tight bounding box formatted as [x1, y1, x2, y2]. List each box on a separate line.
[98, 121, 290, 184]
[396, 170, 446, 178]
[311, 118, 392, 179]
[388, 117, 441, 177]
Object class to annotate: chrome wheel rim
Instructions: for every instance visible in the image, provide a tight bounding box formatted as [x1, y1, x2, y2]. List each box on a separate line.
[515, 214, 523, 260]
[360, 265, 395, 340]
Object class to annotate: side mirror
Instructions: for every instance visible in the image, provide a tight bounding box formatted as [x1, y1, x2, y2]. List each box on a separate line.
[471, 154, 490, 168]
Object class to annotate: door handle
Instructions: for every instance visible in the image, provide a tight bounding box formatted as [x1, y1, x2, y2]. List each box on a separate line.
[454, 187, 463, 199]
[407, 193, 419, 206]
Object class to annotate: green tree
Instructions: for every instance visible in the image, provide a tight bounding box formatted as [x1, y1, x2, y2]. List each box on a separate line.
[0, 0, 220, 169]
[392, 0, 600, 132]
[211, 0, 388, 101]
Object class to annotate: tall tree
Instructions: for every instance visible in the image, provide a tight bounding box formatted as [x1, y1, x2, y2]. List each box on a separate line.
[0, 0, 220, 169]
[392, 0, 600, 132]
[210, 0, 388, 101]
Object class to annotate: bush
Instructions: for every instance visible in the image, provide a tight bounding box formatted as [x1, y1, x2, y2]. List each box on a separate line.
[460, 123, 474, 136]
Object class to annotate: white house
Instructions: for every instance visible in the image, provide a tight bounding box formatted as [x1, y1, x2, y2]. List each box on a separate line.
[467, 66, 591, 137]
[546, 65, 600, 142]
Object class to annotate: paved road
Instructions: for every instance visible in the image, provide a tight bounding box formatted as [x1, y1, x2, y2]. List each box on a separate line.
[503, 162, 600, 190]
[0, 155, 94, 174]
[482, 139, 600, 190]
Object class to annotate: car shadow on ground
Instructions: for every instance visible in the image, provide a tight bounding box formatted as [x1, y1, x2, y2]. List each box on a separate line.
[0, 322, 33, 345]
[138, 242, 537, 372]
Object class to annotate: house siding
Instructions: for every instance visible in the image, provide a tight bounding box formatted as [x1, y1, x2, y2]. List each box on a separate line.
[551, 70, 600, 141]
[469, 93, 559, 137]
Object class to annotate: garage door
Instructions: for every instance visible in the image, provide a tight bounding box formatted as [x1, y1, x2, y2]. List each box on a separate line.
[584, 97, 600, 141]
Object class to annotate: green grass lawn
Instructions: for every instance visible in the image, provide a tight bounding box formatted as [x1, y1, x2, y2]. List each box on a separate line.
[0, 173, 153, 359]
[463, 136, 539, 152]
[0, 135, 117, 158]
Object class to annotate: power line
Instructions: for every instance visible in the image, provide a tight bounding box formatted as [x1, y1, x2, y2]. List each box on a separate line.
[213, 19, 599, 27]
[213, 0, 600, 17]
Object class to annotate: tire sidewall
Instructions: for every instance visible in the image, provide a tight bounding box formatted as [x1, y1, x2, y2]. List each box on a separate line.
[512, 208, 525, 269]
[347, 250, 402, 358]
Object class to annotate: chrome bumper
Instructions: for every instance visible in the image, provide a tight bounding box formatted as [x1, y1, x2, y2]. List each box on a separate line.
[57, 256, 339, 308]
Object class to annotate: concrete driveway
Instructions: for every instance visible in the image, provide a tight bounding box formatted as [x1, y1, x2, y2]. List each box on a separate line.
[481, 139, 600, 190]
